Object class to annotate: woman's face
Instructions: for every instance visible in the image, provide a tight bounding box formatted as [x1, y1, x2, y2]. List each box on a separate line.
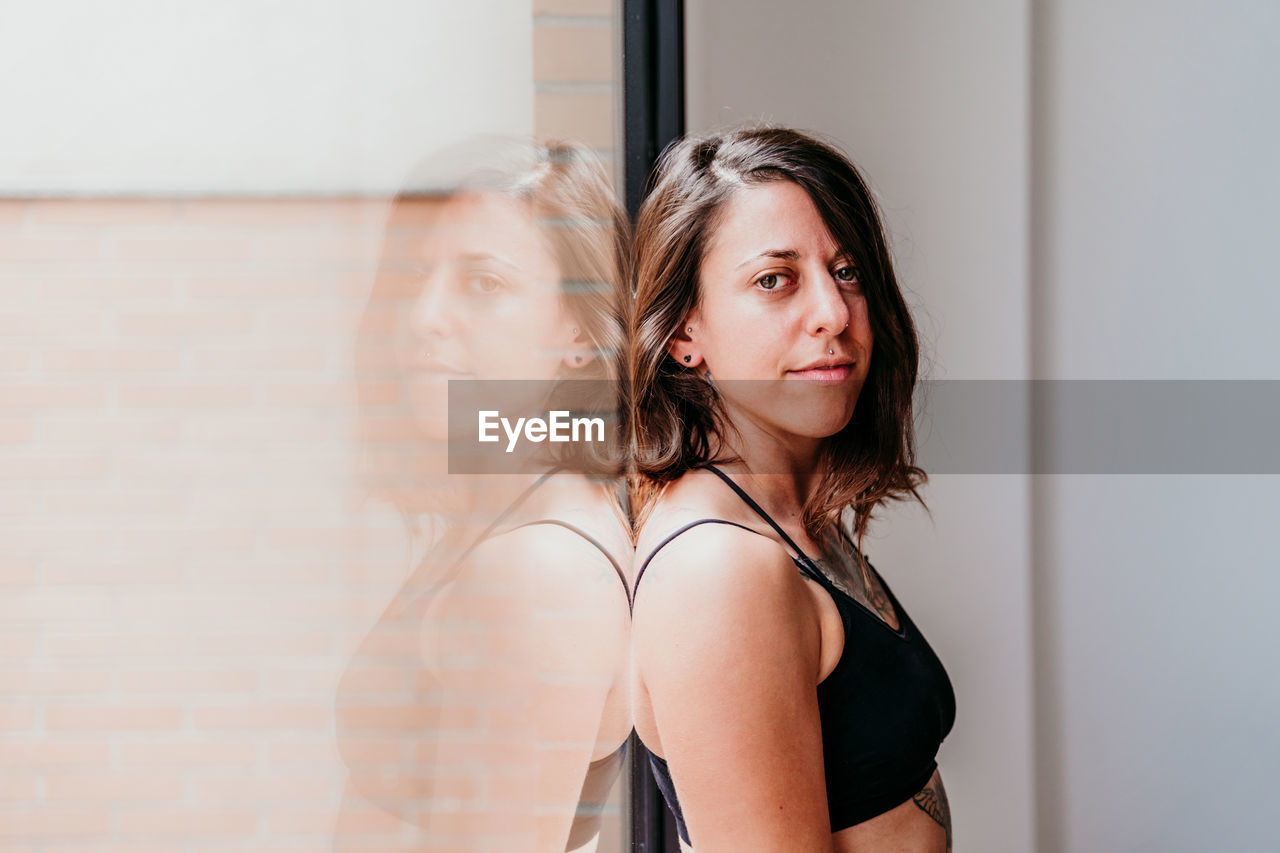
[391, 191, 578, 439]
[680, 179, 874, 449]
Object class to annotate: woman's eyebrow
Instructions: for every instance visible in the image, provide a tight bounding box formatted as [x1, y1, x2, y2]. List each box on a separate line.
[735, 249, 800, 269]
[458, 251, 520, 269]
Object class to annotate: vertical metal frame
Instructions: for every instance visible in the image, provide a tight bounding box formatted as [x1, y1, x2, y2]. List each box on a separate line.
[623, 4, 684, 850]
[623, 0, 685, 220]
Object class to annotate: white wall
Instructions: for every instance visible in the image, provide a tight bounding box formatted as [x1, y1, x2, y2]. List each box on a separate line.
[686, 2, 1035, 851]
[1033, 1, 1280, 850]
[0, 0, 533, 195]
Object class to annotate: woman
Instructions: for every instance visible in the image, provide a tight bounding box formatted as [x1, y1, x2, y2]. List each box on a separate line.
[335, 138, 633, 852]
[628, 128, 956, 852]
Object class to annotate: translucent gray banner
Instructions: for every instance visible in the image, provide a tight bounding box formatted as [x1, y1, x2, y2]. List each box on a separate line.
[445, 380, 1280, 474]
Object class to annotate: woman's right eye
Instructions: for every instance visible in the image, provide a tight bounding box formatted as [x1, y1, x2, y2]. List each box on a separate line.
[755, 273, 789, 291]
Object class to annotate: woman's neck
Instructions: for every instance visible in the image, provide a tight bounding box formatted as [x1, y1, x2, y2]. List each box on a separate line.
[712, 411, 824, 526]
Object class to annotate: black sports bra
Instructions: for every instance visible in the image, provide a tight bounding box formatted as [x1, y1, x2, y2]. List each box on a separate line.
[633, 466, 956, 844]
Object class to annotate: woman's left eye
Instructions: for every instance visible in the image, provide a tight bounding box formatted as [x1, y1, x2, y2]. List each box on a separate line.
[834, 265, 859, 283]
[468, 273, 504, 293]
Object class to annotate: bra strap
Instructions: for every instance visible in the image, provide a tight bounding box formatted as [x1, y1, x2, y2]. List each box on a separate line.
[507, 519, 630, 608]
[633, 518, 765, 599]
[696, 466, 824, 584]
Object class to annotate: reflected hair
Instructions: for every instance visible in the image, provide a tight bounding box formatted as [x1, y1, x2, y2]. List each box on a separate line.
[354, 138, 631, 516]
[629, 127, 925, 544]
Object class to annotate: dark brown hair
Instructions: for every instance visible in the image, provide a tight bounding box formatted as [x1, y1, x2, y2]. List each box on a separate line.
[629, 127, 925, 544]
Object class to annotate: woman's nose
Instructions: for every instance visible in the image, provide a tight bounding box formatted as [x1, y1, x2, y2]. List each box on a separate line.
[804, 274, 851, 337]
[407, 268, 455, 341]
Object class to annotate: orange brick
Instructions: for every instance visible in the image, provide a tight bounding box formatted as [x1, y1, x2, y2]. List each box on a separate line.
[0, 668, 112, 694]
[534, 92, 616, 149]
[0, 739, 112, 767]
[255, 234, 380, 264]
[193, 704, 331, 732]
[0, 419, 32, 443]
[45, 633, 189, 661]
[191, 774, 332, 803]
[44, 557, 183, 585]
[116, 667, 257, 693]
[180, 198, 385, 228]
[111, 235, 255, 263]
[0, 199, 28, 226]
[116, 312, 252, 337]
[44, 705, 184, 732]
[42, 348, 181, 373]
[42, 417, 182, 444]
[44, 771, 185, 802]
[0, 591, 113, 623]
[45, 491, 185, 517]
[0, 772, 35, 801]
[118, 741, 256, 767]
[28, 200, 181, 227]
[265, 739, 343, 766]
[0, 350, 30, 371]
[186, 632, 332, 658]
[0, 453, 109, 479]
[0, 236, 104, 263]
[0, 384, 106, 410]
[116, 384, 254, 408]
[115, 527, 256, 554]
[187, 274, 328, 300]
[534, 26, 615, 83]
[0, 562, 37, 584]
[189, 345, 328, 372]
[115, 808, 257, 836]
[0, 312, 104, 338]
[36, 275, 175, 300]
[0, 704, 35, 730]
[0, 809, 112, 837]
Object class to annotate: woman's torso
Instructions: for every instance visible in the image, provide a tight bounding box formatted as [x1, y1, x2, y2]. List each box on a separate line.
[630, 467, 955, 852]
[333, 471, 633, 850]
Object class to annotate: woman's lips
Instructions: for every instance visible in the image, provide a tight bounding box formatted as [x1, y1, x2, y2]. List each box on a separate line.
[785, 363, 854, 383]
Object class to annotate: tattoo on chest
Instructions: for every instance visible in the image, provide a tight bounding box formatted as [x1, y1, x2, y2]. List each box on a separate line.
[912, 775, 952, 851]
[812, 542, 898, 629]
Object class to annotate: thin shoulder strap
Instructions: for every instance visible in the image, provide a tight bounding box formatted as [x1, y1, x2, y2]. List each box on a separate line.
[701, 466, 819, 584]
[633, 518, 764, 598]
[443, 469, 559, 577]
[507, 519, 630, 608]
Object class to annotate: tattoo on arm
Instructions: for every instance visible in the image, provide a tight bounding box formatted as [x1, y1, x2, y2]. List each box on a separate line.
[912, 775, 952, 852]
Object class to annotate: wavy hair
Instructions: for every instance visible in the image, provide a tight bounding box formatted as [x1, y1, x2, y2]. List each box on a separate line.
[628, 127, 925, 544]
[354, 138, 631, 519]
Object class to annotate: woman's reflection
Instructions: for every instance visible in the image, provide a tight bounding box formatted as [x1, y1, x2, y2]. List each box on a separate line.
[335, 139, 632, 852]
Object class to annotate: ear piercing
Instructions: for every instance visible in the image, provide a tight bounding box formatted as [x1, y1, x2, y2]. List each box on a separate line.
[686, 327, 693, 334]
[575, 355, 584, 365]
[828, 348, 834, 355]
[683, 355, 692, 363]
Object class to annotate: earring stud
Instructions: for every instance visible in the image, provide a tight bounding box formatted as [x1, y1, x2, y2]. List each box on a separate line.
[683, 355, 692, 363]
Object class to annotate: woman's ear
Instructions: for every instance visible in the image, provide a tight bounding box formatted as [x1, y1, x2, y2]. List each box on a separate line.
[562, 323, 596, 369]
[666, 319, 703, 368]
